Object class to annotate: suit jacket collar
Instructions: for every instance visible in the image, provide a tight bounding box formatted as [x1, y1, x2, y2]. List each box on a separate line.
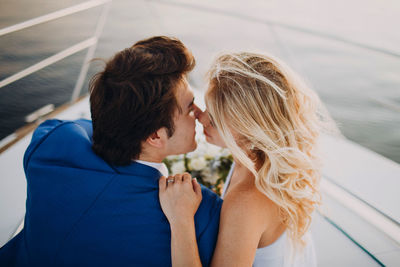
[112, 161, 163, 184]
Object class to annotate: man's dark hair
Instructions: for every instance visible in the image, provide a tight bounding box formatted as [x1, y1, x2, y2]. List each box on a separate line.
[89, 36, 195, 165]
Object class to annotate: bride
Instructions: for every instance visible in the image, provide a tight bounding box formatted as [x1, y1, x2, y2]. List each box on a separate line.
[159, 51, 330, 266]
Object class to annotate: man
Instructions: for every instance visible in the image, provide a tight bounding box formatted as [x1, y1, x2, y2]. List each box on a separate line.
[0, 36, 222, 266]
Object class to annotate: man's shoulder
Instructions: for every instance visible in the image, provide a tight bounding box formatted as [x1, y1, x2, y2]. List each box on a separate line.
[26, 119, 92, 153]
[200, 184, 223, 208]
[195, 185, 222, 223]
[193, 185, 222, 265]
[23, 119, 113, 173]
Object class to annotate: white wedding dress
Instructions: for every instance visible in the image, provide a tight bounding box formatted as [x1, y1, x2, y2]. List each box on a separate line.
[221, 163, 317, 267]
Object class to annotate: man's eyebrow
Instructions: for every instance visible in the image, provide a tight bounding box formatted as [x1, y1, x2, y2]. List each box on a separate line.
[187, 97, 195, 109]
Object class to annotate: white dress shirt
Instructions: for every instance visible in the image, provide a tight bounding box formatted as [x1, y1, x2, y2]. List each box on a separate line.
[135, 159, 169, 177]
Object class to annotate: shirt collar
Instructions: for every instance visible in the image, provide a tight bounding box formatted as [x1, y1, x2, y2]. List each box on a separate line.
[111, 161, 167, 188]
[135, 160, 169, 177]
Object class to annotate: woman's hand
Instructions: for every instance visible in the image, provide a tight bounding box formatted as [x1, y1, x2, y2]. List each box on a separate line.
[159, 173, 202, 226]
[159, 173, 203, 267]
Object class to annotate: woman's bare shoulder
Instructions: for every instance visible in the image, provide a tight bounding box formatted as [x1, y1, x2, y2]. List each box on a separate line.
[211, 184, 266, 266]
[221, 179, 277, 227]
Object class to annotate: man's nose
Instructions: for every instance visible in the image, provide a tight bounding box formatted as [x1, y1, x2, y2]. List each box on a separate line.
[193, 104, 202, 120]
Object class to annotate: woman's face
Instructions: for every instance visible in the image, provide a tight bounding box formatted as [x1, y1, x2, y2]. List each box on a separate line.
[198, 109, 227, 148]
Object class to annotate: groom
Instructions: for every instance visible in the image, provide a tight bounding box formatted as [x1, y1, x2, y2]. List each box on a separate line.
[0, 36, 222, 266]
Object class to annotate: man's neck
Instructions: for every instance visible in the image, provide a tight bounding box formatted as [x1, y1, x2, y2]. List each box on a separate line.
[138, 144, 167, 163]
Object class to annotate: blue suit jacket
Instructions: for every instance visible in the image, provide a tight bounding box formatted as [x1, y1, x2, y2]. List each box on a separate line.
[0, 119, 222, 266]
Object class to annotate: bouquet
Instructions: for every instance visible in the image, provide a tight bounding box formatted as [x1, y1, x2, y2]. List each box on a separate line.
[163, 138, 233, 196]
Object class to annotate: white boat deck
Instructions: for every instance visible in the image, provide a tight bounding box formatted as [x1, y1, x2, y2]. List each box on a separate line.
[1, 93, 399, 266]
[320, 134, 400, 224]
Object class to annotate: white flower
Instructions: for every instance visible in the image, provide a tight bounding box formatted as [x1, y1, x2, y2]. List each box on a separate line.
[186, 150, 200, 159]
[189, 157, 207, 171]
[204, 144, 221, 158]
[187, 145, 206, 159]
[201, 169, 220, 184]
[167, 154, 184, 161]
[171, 161, 186, 175]
[220, 148, 231, 157]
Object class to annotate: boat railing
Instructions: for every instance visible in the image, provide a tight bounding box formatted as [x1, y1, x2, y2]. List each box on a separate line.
[0, 0, 112, 246]
[0, 0, 112, 151]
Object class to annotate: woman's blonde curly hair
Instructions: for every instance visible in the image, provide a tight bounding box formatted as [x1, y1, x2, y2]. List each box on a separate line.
[206, 52, 335, 249]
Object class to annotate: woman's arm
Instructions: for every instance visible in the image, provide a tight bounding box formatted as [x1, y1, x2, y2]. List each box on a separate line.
[159, 173, 203, 267]
[159, 173, 268, 267]
[170, 217, 201, 267]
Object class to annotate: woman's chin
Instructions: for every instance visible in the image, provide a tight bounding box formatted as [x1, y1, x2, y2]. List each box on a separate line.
[208, 139, 228, 149]
[205, 135, 218, 147]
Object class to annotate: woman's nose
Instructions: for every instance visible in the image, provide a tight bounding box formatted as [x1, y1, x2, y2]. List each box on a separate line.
[197, 109, 210, 126]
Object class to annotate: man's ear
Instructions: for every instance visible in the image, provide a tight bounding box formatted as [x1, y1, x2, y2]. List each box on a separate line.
[145, 128, 168, 148]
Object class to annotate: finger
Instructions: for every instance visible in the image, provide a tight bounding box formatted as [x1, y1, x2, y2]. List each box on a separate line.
[174, 174, 183, 184]
[182, 173, 192, 183]
[166, 176, 175, 187]
[192, 178, 202, 196]
[159, 176, 167, 192]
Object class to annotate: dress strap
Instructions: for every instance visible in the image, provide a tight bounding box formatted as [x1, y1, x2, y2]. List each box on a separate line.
[221, 162, 235, 199]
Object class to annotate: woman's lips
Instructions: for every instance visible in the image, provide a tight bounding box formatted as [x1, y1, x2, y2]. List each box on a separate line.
[203, 129, 210, 137]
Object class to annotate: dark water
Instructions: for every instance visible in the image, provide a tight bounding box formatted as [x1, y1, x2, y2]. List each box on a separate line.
[0, 0, 399, 164]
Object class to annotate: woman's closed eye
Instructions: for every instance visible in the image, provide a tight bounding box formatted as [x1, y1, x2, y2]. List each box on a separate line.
[208, 114, 215, 127]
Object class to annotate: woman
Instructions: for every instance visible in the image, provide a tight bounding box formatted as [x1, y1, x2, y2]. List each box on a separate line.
[159, 52, 331, 266]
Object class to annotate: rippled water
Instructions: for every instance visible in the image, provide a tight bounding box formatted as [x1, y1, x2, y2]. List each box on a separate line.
[0, 0, 399, 164]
